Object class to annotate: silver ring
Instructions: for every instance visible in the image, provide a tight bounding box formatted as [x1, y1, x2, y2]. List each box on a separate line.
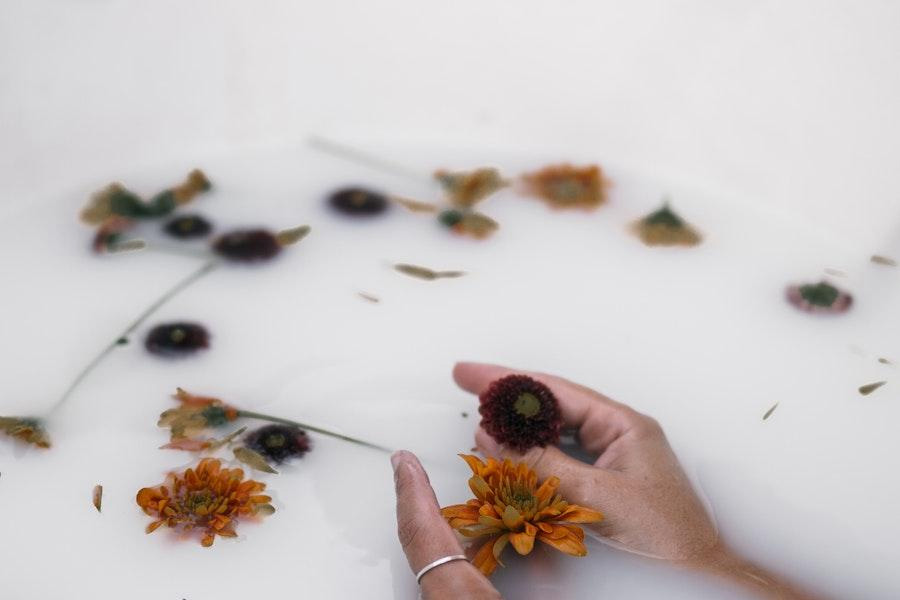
[415, 554, 469, 584]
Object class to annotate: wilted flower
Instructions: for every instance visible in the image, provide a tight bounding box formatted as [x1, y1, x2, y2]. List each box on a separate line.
[212, 229, 281, 261]
[91, 216, 135, 252]
[164, 214, 213, 239]
[786, 281, 852, 314]
[136, 457, 273, 547]
[80, 170, 211, 226]
[0, 416, 50, 448]
[631, 202, 702, 247]
[441, 454, 603, 576]
[479, 375, 562, 452]
[159, 388, 239, 440]
[144, 322, 210, 356]
[435, 168, 508, 208]
[244, 424, 311, 464]
[521, 164, 608, 210]
[328, 187, 389, 216]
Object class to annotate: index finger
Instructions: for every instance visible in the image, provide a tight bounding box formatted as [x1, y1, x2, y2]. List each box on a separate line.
[452, 361, 650, 457]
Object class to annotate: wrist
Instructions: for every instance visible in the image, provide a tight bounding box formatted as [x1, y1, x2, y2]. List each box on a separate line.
[419, 560, 500, 600]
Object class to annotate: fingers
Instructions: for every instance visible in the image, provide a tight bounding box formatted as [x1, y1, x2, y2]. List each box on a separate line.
[392, 450, 464, 572]
[454, 361, 654, 457]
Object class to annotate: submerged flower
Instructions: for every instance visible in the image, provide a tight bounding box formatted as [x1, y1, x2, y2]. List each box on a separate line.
[438, 209, 499, 239]
[145, 322, 210, 356]
[136, 458, 273, 547]
[159, 388, 239, 440]
[786, 281, 852, 314]
[329, 187, 389, 216]
[521, 164, 608, 210]
[244, 424, 311, 464]
[632, 202, 702, 247]
[80, 170, 210, 226]
[479, 375, 562, 452]
[164, 214, 213, 239]
[435, 168, 508, 208]
[441, 454, 603, 576]
[212, 229, 281, 261]
[0, 416, 50, 448]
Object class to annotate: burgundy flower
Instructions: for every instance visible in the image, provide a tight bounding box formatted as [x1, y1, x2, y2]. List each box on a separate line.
[244, 424, 311, 464]
[145, 322, 210, 356]
[164, 214, 213, 239]
[478, 375, 562, 452]
[212, 229, 281, 261]
[328, 187, 389, 216]
[786, 281, 852, 314]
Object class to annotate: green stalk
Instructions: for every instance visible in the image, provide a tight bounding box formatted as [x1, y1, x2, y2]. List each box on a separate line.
[237, 409, 392, 453]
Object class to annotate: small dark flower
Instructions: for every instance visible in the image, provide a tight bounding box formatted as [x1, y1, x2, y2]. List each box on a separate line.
[329, 187, 389, 216]
[164, 215, 213, 239]
[786, 281, 852, 314]
[478, 375, 562, 453]
[212, 229, 281, 261]
[244, 424, 311, 464]
[145, 322, 210, 355]
[632, 202, 702, 247]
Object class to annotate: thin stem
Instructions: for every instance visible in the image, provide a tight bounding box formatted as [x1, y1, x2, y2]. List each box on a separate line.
[48, 259, 219, 415]
[237, 409, 392, 453]
[308, 135, 433, 186]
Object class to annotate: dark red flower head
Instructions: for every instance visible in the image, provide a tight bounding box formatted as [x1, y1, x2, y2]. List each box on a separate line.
[212, 229, 281, 261]
[145, 322, 210, 356]
[244, 424, 311, 464]
[328, 187, 389, 216]
[164, 214, 213, 239]
[478, 375, 562, 452]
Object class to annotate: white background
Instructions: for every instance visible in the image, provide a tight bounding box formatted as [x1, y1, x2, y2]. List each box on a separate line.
[2, 1, 900, 599]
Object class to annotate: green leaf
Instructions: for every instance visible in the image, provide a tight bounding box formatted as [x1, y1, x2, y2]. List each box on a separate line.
[233, 447, 278, 473]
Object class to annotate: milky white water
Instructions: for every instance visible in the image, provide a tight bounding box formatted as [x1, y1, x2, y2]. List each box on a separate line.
[0, 143, 897, 599]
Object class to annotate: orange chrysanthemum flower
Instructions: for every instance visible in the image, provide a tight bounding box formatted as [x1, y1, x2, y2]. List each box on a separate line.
[521, 164, 609, 210]
[440, 454, 604, 576]
[136, 458, 274, 547]
[158, 388, 239, 440]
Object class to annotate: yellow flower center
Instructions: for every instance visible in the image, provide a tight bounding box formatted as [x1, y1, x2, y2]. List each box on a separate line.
[514, 393, 540, 418]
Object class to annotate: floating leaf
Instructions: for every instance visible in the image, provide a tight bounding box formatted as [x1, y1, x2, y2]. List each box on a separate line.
[870, 255, 897, 267]
[93, 485, 103, 512]
[395, 197, 439, 213]
[859, 381, 886, 396]
[106, 239, 147, 253]
[276, 225, 311, 246]
[878, 357, 892, 365]
[762, 403, 778, 421]
[824, 268, 847, 277]
[358, 292, 380, 303]
[234, 447, 279, 474]
[394, 263, 466, 280]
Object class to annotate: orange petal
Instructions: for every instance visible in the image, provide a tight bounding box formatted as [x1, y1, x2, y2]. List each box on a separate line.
[441, 505, 480, 520]
[472, 536, 501, 576]
[558, 504, 604, 524]
[468, 476, 492, 501]
[145, 520, 165, 534]
[492, 533, 510, 566]
[201, 533, 215, 547]
[538, 529, 588, 557]
[501, 505, 524, 531]
[535, 476, 560, 505]
[509, 531, 536, 555]
[460, 454, 486, 475]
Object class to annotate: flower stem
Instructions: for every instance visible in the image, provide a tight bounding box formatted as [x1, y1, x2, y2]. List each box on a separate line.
[237, 409, 392, 453]
[308, 135, 432, 186]
[48, 259, 219, 415]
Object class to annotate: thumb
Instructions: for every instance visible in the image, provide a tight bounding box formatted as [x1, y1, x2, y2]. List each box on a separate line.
[474, 426, 615, 511]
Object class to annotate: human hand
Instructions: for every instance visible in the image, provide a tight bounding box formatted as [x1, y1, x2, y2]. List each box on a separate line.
[453, 362, 823, 599]
[392, 449, 501, 600]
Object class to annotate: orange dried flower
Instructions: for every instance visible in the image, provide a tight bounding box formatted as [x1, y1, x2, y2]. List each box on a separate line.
[522, 164, 609, 210]
[435, 168, 508, 208]
[136, 457, 274, 547]
[158, 388, 239, 440]
[440, 454, 603, 576]
[0, 416, 50, 449]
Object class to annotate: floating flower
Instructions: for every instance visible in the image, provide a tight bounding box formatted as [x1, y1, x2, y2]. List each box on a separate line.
[0, 416, 50, 449]
[80, 170, 211, 225]
[164, 214, 213, 239]
[479, 375, 562, 453]
[521, 164, 608, 210]
[437, 209, 499, 240]
[212, 225, 309, 262]
[160, 427, 247, 452]
[631, 202, 702, 247]
[159, 388, 239, 440]
[244, 424, 311, 464]
[136, 458, 273, 547]
[786, 281, 852, 314]
[435, 168, 508, 208]
[329, 187, 390, 216]
[145, 322, 210, 356]
[440, 454, 603, 576]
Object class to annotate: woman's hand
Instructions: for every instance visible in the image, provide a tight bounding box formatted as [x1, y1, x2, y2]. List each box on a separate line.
[392, 449, 501, 599]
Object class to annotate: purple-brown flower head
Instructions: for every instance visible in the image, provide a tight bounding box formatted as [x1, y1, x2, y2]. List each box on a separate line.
[145, 322, 210, 356]
[328, 187, 389, 216]
[786, 281, 852, 314]
[244, 424, 311, 464]
[478, 375, 562, 452]
[164, 214, 213, 239]
[212, 229, 281, 261]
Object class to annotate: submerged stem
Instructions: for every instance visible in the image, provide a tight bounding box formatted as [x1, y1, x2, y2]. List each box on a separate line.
[308, 135, 432, 186]
[48, 259, 219, 415]
[237, 409, 392, 453]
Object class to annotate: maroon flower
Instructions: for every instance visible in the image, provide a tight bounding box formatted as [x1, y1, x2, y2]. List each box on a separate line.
[328, 187, 389, 216]
[244, 424, 311, 464]
[478, 375, 562, 452]
[212, 229, 281, 261]
[786, 281, 852, 314]
[164, 214, 213, 239]
[145, 322, 210, 356]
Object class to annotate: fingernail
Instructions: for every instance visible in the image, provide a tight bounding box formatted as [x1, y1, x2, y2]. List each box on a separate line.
[390, 450, 405, 471]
